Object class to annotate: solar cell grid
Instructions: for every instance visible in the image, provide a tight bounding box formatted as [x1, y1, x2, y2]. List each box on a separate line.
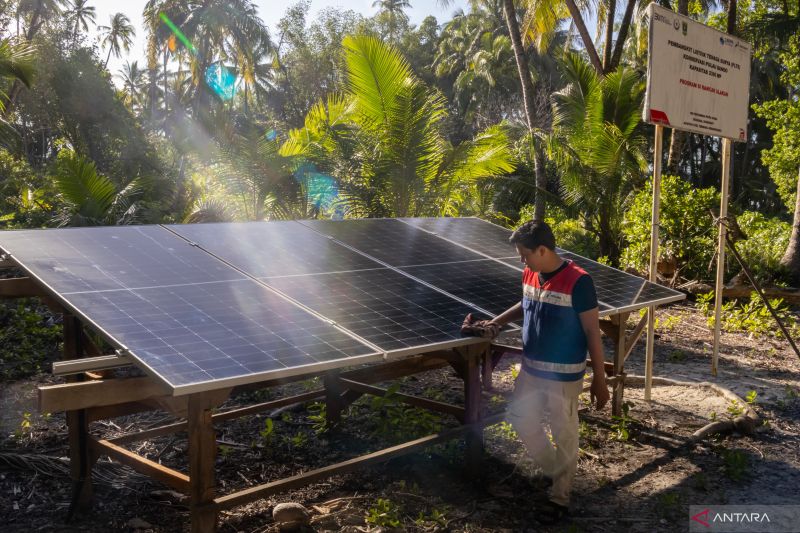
[65, 279, 379, 391]
[400, 259, 523, 317]
[0, 225, 242, 294]
[300, 218, 481, 267]
[266, 268, 478, 352]
[165, 221, 380, 278]
[400, 217, 518, 259]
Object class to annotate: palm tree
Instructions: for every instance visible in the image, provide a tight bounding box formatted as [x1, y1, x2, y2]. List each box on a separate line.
[143, 0, 271, 114]
[4, 0, 62, 115]
[0, 38, 36, 147]
[281, 34, 514, 218]
[99, 13, 135, 69]
[65, 0, 96, 45]
[117, 60, 146, 111]
[548, 53, 648, 262]
[372, 0, 411, 42]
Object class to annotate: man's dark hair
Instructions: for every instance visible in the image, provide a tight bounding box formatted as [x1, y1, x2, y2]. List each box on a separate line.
[509, 220, 556, 251]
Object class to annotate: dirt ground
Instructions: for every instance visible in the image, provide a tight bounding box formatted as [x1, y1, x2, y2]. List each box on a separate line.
[1, 302, 799, 532]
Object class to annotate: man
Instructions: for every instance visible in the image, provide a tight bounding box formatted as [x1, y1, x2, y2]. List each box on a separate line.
[486, 220, 609, 524]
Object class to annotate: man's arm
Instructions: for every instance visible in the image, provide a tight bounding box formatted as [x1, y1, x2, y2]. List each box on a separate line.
[579, 307, 609, 410]
[489, 302, 523, 328]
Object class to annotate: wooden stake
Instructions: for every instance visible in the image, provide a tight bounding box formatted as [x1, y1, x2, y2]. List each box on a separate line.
[712, 137, 732, 376]
[645, 124, 664, 401]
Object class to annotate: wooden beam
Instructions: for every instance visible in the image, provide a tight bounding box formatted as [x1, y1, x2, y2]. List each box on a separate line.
[90, 437, 190, 493]
[207, 412, 505, 512]
[339, 355, 450, 384]
[108, 390, 327, 446]
[0, 277, 47, 298]
[0, 258, 16, 269]
[339, 379, 465, 422]
[623, 313, 649, 364]
[39, 377, 171, 413]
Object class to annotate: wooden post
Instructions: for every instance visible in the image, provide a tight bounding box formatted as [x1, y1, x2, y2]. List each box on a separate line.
[188, 394, 218, 533]
[64, 314, 93, 512]
[645, 124, 664, 401]
[462, 344, 484, 474]
[324, 370, 343, 426]
[712, 137, 732, 376]
[611, 313, 629, 417]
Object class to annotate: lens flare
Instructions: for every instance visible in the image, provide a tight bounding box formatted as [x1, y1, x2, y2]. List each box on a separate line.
[296, 164, 338, 212]
[205, 63, 237, 101]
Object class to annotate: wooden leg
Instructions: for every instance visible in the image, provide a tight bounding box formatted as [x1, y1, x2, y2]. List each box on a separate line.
[462, 345, 484, 475]
[611, 313, 630, 417]
[188, 395, 218, 533]
[324, 370, 343, 426]
[66, 409, 93, 511]
[64, 314, 93, 513]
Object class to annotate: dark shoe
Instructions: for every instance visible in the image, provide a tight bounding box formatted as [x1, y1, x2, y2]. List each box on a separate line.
[536, 500, 569, 525]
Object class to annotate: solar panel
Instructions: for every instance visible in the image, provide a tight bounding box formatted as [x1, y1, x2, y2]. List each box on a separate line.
[266, 268, 480, 354]
[165, 221, 379, 278]
[0, 225, 243, 293]
[65, 279, 380, 392]
[166, 221, 483, 354]
[300, 218, 481, 267]
[0, 225, 382, 393]
[400, 217, 518, 259]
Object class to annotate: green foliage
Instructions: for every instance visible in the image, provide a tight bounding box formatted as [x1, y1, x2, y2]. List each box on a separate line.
[745, 390, 758, 405]
[548, 54, 648, 263]
[752, 37, 800, 213]
[0, 299, 62, 380]
[735, 211, 791, 283]
[727, 400, 745, 418]
[307, 401, 329, 434]
[366, 498, 401, 528]
[609, 402, 635, 441]
[367, 383, 441, 439]
[259, 417, 274, 444]
[696, 291, 800, 338]
[281, 34, 514, 218]
[621, 175, 719, 281]
[0, 148, 54, 227]
[721, 449, 749, 481]
[52, 150, 146, 226]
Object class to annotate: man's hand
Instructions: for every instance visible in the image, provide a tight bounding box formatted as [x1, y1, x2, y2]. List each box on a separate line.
[590, 375, 610, 410]
[461, 313, 500, 339]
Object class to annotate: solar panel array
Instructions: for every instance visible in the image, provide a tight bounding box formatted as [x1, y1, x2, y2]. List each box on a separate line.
[0, 218, 684, 394]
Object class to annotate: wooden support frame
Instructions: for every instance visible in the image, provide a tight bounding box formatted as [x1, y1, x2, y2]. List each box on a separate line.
[47, 338, 496, 532]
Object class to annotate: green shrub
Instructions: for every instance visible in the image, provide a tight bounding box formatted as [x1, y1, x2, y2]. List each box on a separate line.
[734, 211, 791, 283]
[0, 299, 62, 380]
[621, 175, 718, 281]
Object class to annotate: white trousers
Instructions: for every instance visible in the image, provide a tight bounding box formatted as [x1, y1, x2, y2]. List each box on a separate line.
[507, 370, 583, 507]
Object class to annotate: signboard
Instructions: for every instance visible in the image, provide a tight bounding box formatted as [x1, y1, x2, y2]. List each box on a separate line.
[643, 3, 752, 141]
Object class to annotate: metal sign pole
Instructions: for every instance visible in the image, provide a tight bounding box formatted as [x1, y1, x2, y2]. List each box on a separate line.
[645, 124, 664, 401]
[712, 137, 732, 376]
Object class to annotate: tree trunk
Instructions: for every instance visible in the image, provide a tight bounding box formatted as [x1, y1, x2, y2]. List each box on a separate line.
[502, 0, 546, 221]
[608, 0, 637, 72]
[563, 0, 604, 75]
[602, 0, 616, 71]
[667, 0, 690, 174]
[780, 167, 800, 284]
[727, 0, 737, 35]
